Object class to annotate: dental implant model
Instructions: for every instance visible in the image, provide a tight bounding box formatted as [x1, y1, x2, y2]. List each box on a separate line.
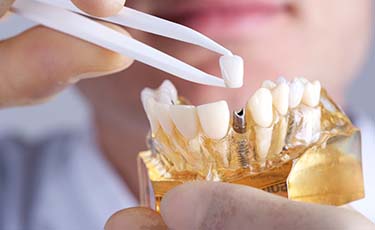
[138, 78, 364, 211]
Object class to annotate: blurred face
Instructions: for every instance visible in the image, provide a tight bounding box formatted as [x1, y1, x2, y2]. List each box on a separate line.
[79, 0, 372, 121]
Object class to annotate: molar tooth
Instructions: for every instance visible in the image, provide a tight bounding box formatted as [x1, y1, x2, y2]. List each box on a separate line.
[272, 83, 289, 115]
[154, 102, 173, 135]
[219, 55, 244, 88]
[302, 80, 321, 107]
[158, 91, 173, 104]
[288, 79, 304, 108]
[197, 101, 230, 139]
[159, 80, 178, 103]
[170, 105, 199, 139]
[297, 106, 321, 143]
[261, 80, 276, 90]
[247, 88, 273, 127]
[255, 126, 273, 163]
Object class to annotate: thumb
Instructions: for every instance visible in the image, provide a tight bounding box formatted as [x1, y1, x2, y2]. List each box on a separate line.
[160, 182, 373, 230]
[0, 22, 132, 107]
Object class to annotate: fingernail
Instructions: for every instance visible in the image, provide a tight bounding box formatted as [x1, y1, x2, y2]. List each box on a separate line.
[68, 61, 131, 84]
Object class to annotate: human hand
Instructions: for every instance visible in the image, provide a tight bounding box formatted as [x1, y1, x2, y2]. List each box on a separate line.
[105, 182, 374, 230]
[0, 0, 132, 107]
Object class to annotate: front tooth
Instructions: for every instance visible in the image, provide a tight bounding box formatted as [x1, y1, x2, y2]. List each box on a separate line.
[272, 83, 289, 115]
[302, 80, 321, 107]
[276, 76, 288, 84]
[247, 88, 273, 127]
[154, 102, 173, 135]
[298, 77, 308, 84]
[219, 55, 244, 88]
[288, 79, 304, 108]
[159, 80, 178, 103]
[170, 105, 199, 139]
[197, 101, 230, 139]
[261, 80, 276, 89]
[255, 126, 273, 163]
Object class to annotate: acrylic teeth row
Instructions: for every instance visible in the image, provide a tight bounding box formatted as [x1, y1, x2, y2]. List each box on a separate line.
[141, 77, 321, 141]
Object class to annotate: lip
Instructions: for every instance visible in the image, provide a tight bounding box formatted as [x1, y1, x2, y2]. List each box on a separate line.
[160, 0, 290, 38]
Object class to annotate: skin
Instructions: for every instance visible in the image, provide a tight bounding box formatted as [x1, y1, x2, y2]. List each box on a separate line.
[0, 0, 374, 229]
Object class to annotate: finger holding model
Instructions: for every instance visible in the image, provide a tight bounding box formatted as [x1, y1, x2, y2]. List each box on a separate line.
[160, 182, 374, 230]
[104, 182, 374, 230]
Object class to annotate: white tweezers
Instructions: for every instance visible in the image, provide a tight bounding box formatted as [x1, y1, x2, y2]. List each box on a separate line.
[9, 0, 244, 88]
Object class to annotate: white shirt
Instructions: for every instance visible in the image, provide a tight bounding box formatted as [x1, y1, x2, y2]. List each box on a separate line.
[0, 130, 137, 230]
[0, 116, 374, 229]
[351, 115, 375, 222]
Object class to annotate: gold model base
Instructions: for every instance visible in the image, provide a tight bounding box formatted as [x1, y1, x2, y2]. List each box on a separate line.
[138, 130, 364, 211]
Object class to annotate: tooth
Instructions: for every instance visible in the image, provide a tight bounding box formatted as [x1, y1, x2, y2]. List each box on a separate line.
[143, 98, 159, 133]
[158, 91, 173, 104]
[154, 102, 173, 135]
[197, 101, 230, 139]
[141, 88, 159, 132]
[255, 126, 273, 163]
[276, 76, 288, 84]
[247, 88, 273, 127]
[311, 108, 321, 142]
[302, 80, 321, 107]
[272, 117, 287, 155]
[219, 55, 244, 88]
[261, 80, 276, 90]
[141, 88, 155, 106]
[159, 80, 178, 103]
[272, 83, 289, 115]
[288, 79, 304, 108]
[170, 105, 199, 139]
[298, 77, 308, 84]
[297, 106, 321, 143]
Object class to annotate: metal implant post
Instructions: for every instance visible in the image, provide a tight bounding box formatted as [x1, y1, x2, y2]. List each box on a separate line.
[232, 109, 250, 168]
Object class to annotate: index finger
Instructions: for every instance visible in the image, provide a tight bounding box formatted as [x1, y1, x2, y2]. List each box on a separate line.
[71, 0, 126, 17]
[0, 0, 14, 17]
[160, 182, 373, 230]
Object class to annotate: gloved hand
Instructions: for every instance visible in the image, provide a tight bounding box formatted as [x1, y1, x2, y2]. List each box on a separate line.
[0, 0, 132, 107]
[105, 182, 375, 230]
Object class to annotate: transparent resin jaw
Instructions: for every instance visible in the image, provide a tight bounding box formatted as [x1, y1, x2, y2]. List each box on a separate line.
[138, 78, 364, 211]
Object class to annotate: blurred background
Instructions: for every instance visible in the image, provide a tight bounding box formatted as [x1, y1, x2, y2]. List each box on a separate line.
[0, 14, 374, 139]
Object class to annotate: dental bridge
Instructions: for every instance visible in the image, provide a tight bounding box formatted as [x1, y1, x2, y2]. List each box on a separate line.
[9, 0, 244, 88]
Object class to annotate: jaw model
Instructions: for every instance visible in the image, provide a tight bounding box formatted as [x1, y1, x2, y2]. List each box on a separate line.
[139, 77, 364, 206]
[141, 77, 326, 170]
